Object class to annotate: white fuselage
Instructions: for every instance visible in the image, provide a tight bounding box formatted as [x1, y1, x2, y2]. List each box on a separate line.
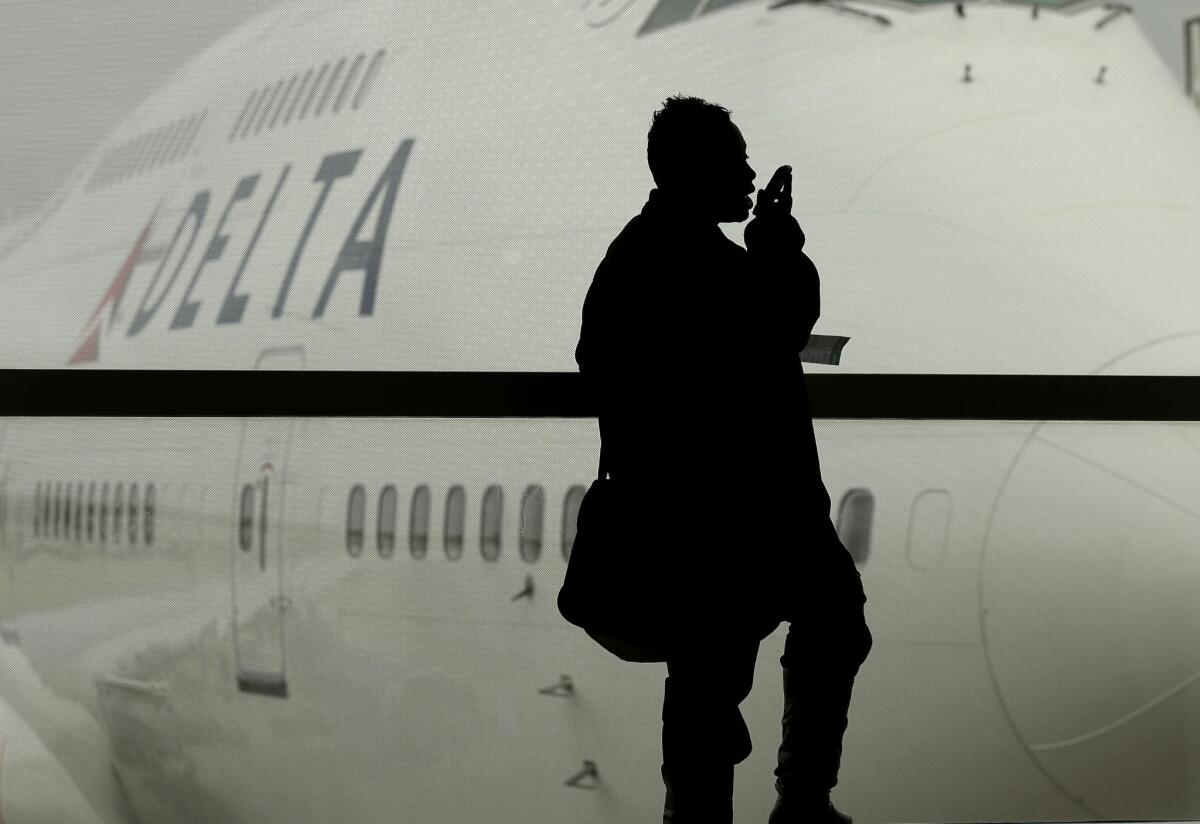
[0, 1, 1197, 822]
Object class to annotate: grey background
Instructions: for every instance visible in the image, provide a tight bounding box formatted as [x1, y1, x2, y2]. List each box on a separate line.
[0, 0, 1197, 222]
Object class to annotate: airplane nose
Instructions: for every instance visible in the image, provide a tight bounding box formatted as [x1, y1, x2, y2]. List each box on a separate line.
[980, 335, 1200, 812]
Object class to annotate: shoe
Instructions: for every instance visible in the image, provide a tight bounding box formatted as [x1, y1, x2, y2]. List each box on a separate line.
[768, 792, 852, 824]
[661, 761, 734, 823]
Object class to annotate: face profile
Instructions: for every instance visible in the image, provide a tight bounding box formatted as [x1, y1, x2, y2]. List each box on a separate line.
[646, 97, 758, 226]
[670, 122, 758, 225]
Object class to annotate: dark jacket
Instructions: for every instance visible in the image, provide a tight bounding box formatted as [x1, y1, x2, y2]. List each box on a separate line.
[574, 188, 837, 635]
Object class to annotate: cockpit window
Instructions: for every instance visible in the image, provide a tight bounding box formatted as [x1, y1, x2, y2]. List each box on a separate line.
[897, 0, 1088, 5]
[640, 0, 1095, 37]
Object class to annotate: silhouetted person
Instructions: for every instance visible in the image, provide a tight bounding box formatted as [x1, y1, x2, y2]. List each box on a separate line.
[574, 95, 872, 824]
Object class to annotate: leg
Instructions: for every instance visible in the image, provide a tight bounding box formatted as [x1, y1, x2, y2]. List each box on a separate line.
[772, 544, 872, 820]
[661, 630, 761, 823]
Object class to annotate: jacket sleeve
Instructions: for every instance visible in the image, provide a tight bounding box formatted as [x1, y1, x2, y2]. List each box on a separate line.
[744, 213, 820, 355]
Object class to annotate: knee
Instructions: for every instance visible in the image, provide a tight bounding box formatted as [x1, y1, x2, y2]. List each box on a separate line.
[779, 614, 872, 673]
[852, 621, 872, 669]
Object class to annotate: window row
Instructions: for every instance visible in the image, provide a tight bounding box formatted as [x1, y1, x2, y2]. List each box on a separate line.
[227, 49, 386, 143]
[330, 483, 876, 565]
[32, 480, 156, 547]
[86, 111, 209, 192]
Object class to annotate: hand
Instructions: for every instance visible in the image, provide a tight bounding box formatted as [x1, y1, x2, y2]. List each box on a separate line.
[752, 165, 792, 218]
[745, 165, 804, 252]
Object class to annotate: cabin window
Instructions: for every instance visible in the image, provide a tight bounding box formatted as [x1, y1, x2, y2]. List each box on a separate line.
[480, 484, 503, 562]
[112, 482, 124, 545]
[346, 484, 365, 558]
[74, 481, 84, 542]
[185, 110, 206, 156]
[409, 484, 430, 559]
[128, 482, 139, 545]
[67, 481, 76, 540]
[125, 136, 142, 178]
[113, 142, 129, 182]
[297, 63, 329, 121]
[144, 483, 156, 547]
[99, 481, 109, 543]
[239, 483, 255, 553]
[254, 79, 286, 134]
[64, 481, 73, 539]
[153, 123, 173, 167]
[151, 123, 174, 168]
[32, 482, 41, 537]
[43, 481, 52, 539]
[150, 125, 171, 169]
[53, 482, 62, 539]
[86, 481, 97, 542]
[377, 484, 397, 559]
[332, 53, 365, 113]
[164, 116, 187, 163]
[239, 88, 267, 139]
[139, 129, 160, 173]
[313, 57, 348, 118]
[166, 120, 186, 162]
[352, 50, 386, 110]
[561, 485, 586, 560]
[62, 482, 73, 540]
[444, 485, 465, 561]
[267, 75, 298, 129]
[230, 89, 259, 141]
[519, 484, 545, 564]
[135, 133, 154, 175]
[65, 483, 75, 541]
[181, 112, 203, 156]
[130, 135, 147, 174]
[42, 482, 50, 538]
[282, 68, 314, 125]
[836, 489, 874, 566]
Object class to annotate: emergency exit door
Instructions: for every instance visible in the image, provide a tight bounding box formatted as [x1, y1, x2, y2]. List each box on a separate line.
[231, 346, 302, 697]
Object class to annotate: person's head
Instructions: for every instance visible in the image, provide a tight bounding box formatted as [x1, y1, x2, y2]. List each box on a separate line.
[647, 94, 757, 224]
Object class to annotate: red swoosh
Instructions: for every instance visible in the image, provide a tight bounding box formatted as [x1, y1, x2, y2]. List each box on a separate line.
[69, 214, 156, 365]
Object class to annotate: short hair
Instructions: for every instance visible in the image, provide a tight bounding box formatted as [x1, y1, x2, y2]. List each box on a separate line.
[647, 94, 734, 190]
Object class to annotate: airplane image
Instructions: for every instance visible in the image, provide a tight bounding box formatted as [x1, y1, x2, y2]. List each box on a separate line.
[0, 0, 1198, 821]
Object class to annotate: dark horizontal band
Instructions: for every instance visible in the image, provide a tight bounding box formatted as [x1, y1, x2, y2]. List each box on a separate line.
[1, 370, 1198, 420]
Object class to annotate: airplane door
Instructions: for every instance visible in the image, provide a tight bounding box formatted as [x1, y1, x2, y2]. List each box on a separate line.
[231, 346, 303, 697]
[1188, 16, 1200, 110]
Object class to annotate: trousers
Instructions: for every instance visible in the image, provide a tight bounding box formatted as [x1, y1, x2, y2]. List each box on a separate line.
[661, 540, 872, 821]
